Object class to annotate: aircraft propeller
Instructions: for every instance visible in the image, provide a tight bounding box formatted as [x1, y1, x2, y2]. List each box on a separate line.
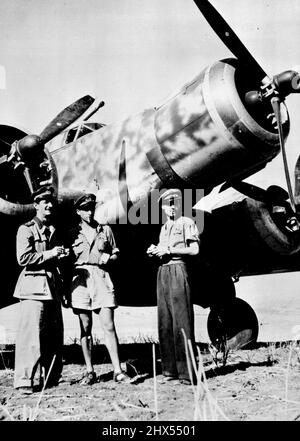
[193, 0, 269, 82]
[220, 181, 288, 205]
[0, 95, 94, 196]
[219, 180, 299, 232]
[0, 95, 94, 166]
[39, 95, 95, 144]
[194, 0, 300, 219]
[294, 155, 300, 206]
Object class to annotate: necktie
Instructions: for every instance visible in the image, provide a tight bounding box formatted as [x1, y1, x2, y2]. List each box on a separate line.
[44, 227, 51, 249]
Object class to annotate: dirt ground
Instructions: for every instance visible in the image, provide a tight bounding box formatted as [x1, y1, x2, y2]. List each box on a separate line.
[1, 342, 300, 422]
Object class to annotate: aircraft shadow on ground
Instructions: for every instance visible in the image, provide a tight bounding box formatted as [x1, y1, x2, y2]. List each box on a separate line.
[1, 341, 298, 384]
[203, 359, 276, 379]
[63, 341, 285, 384]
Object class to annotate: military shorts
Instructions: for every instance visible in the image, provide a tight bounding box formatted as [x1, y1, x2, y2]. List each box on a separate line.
[70, 265, 117, 311]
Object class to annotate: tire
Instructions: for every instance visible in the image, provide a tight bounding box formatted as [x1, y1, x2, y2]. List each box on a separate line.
[207, 297, 259, 351]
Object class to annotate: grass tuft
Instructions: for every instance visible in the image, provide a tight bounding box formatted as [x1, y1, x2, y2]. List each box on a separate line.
[182, 329, 230, 421]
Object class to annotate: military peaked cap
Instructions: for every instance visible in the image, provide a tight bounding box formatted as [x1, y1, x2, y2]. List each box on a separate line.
[158, 188, 182, 203]
[74, 193, 96, 209]
[32, 186, 55, 203]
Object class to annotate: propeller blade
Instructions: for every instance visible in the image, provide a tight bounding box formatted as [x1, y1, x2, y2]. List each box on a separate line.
[23, 167, 34, 194]
[294, 155, 300, 205]
[225, 181, 269, 203]
[265, 185, 289, 203]
[39, 95, 95, 144]
[271, 97, 296, 213]
[193, 0, 269, 81]
[0, 155, 7, 165]
[220, 181, 289, 206]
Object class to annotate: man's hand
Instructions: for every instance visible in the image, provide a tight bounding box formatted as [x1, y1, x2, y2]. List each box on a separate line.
[146, 244, 157, 257]
[52, 246, 70, 259]
[99, 252, 110, 266]
[151, 245, 169, 258]
[147, 244, 169, 258]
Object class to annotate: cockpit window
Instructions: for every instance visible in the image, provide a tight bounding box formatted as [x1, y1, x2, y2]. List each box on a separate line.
[65, 122, 105, 144]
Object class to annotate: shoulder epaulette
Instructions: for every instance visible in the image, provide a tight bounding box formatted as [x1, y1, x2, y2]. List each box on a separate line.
[24, 219, 35, 227]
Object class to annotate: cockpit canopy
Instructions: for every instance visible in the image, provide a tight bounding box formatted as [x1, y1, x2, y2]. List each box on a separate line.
[47, 121, 105, 153]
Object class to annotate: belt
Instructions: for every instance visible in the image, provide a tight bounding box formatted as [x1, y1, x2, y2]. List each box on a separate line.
[161, 259, 186, 266]
[75, 263, 100, 268]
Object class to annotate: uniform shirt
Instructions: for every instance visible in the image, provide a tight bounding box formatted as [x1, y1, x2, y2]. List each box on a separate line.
[71, 222, 119, 266]
[158, 216, 199, 262]
[14, 216, 61, 300]
[16, 217, 56, 268]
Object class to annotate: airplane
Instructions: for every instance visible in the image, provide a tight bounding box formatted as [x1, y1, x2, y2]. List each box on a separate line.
[1, 0, 300, 352]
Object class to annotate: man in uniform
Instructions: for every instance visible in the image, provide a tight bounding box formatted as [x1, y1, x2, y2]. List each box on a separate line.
[67, 193, 130, 385]
[13, 186, 68, 394]
[147, 189, 199, 385]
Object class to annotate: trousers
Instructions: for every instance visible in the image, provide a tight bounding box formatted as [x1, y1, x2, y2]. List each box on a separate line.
[157, 262, 195, 380]
[14, 299, 63, 389]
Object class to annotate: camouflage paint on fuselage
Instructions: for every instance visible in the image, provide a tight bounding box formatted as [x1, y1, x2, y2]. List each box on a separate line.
[49, 59, 282, 226]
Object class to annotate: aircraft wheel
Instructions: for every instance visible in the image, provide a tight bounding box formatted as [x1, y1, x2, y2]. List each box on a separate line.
[207, 297, 259, 351]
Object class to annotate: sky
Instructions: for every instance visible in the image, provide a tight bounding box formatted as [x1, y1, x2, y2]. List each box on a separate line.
[0, 0, 300, 191]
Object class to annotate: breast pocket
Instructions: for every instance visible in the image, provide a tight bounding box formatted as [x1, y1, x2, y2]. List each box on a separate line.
[172, 226, 184, 247]
[173, 226, 183, 236]
[72, 238, 85, 256]
[97, 236, 108, 252]
[33, 238, 46, 252]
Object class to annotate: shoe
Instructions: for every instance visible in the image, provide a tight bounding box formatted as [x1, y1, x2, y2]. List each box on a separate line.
[158, 376, 179, 384]
[46, 375, 62, 388]
[179, 378, 192, 385]
[16, 386, 34, 395]
[45, 381, 59, 389]
[113, 370, 131, 383]
[79, 371, 97, 385]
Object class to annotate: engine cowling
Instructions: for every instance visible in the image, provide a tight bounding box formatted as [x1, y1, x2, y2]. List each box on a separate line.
[200, 196, 300, 277]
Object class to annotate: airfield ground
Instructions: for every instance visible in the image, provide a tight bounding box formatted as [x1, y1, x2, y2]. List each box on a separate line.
[1, 342, 300, 422]
[1, 272, 300, 421]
